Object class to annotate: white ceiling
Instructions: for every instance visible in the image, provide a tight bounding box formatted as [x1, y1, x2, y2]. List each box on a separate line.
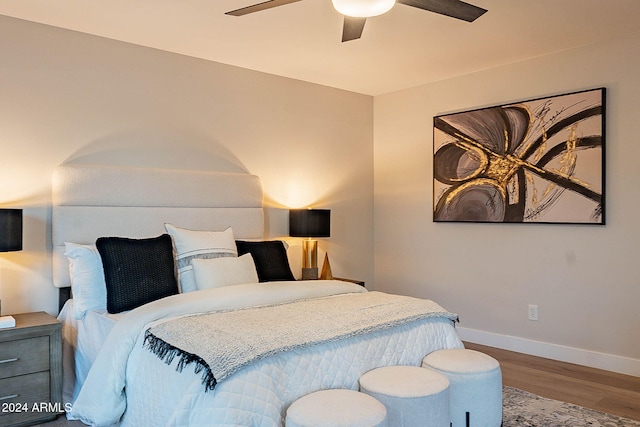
[1, 0, 639, 95]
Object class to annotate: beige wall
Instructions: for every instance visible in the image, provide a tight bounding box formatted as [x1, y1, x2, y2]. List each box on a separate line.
[0, 16, 374, 316]
[374, 34, 640, 375]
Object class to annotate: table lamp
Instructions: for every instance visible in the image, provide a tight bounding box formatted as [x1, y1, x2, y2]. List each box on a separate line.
[289, 209, 330, 280]
[0, 209, 22, 328]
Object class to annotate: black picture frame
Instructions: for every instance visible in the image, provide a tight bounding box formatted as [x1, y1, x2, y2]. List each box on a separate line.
[433, 88, 605, 224]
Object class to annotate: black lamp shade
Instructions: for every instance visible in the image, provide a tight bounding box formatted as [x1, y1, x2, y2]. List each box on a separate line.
[0, 209, 23, 252]
[289, 209, 330, 238]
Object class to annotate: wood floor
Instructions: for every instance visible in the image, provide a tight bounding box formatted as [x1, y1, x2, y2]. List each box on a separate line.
[464, 341, 640, 422]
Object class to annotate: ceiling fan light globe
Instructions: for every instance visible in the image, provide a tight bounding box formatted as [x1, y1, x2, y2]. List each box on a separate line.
[332, 0, 396, 18]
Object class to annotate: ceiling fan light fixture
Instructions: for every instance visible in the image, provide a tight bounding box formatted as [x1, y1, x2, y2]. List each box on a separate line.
[332, 0, 396, 18]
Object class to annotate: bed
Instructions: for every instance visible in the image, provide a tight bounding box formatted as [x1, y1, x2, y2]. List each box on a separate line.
[52, 163, 463, 427]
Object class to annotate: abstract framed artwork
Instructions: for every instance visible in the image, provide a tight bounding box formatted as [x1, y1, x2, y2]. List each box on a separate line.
[433, 88, 605, 224]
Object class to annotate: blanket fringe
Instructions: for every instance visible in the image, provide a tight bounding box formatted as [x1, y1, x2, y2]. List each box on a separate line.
[143, 330, 218, 391]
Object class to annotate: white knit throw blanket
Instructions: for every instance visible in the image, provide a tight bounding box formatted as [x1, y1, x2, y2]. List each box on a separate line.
[144, 291, 458, 391]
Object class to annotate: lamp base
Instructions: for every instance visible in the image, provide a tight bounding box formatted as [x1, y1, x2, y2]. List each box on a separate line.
[302, 267, 318, 281]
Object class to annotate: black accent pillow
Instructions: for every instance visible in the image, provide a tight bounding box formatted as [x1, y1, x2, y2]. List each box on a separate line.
[96, 234, 178, 314]
[235, 240, 295, 282]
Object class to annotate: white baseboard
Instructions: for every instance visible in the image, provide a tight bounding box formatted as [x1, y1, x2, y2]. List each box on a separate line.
[456, 326, 640, 378]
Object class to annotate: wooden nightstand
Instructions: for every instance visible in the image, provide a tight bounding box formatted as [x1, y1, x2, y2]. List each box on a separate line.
[334, 277, 365, 287]
[0, 312, 62, 427]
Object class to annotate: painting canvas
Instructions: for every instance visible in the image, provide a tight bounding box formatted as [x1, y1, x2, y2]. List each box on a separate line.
[433, 88, 605, 224]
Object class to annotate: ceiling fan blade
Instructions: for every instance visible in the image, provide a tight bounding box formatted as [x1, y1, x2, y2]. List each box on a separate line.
[342, 16, 367, 42]
[397, 0, 487, 22]
[226, 0, 303, 16]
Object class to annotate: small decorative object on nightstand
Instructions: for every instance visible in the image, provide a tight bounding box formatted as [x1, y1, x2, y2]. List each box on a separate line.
[319, 253, 333, 280]
[0, 312, 62, 427]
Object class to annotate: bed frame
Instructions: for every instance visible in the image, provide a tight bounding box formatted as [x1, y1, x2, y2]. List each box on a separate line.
[51, 164, 265, 309]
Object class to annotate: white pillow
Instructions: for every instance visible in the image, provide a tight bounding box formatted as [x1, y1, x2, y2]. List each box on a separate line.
[164, 224, 238, 293]
[64, 242, 107, 319]
[192, 253, 259, 290]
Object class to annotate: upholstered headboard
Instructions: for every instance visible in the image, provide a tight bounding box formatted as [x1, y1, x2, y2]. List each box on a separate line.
[52, 164, 264, 290]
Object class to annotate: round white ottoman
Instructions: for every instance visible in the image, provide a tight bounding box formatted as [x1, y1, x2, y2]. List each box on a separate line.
[285, 389, 387, 427]
[359, 365, 450, 427]
[422, 349, 502, 427]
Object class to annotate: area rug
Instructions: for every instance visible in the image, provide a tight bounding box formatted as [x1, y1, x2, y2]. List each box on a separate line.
[503, 386, 640, 427]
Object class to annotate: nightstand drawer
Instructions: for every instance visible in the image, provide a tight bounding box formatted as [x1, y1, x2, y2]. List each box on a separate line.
[0, 336, 50, 379]
[0, 371, 52, 426]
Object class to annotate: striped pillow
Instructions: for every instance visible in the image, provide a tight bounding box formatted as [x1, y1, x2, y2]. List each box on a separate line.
[164, 224, 237, 293]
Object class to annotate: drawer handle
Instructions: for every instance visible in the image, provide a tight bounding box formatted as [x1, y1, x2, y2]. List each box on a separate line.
[0, 394, 19, 401]
[0, 357, 18, 364]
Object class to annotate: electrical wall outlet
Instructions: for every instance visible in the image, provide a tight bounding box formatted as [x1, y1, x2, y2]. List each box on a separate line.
[528, 304, 539, 321]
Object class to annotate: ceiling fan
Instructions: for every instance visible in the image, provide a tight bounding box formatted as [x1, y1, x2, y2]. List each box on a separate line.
[225, 0, 487, 42]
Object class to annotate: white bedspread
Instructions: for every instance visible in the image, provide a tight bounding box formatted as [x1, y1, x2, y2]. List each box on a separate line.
[58, 300, 123, 405]
[67, 281, 463, 426]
